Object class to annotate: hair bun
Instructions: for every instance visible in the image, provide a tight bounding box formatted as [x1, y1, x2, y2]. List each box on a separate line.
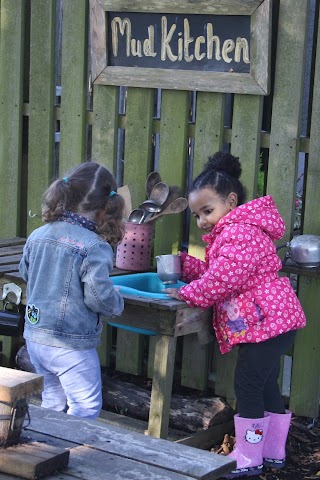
[204, 152, 242, 180]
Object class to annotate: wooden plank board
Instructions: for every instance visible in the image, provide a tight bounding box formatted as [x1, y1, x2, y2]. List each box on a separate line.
[26, 406, 236, 479]
[0, 255, 23, 266]
[0, 367, 43, 403]
[91, 84, 119, 172]
[181, 334, 210, 391]
[96, 68, 268, 95]
[63, 445, 196, 480]
[231, 94, 263, 200]
[185, 92, 226, 391]
[0, 246, 24, 258]
[0, 239, 25, 248]
[154, 90, 189, 257]
[213, 93, 262, 400]
[267, 0, 309, 235]
[123, 87, 154, 208]
[115, 329, 144, 375]
[115, 86, 155, 376]
[0, 442, 69, 480]
[97, 0, 263, 15]
[289, 8, 320, 418]
[27, 0, 56, 235]
[190, 92, 225, 261]
[148, 334, 177, 439]
[0, 265, 20, 278]
[59, 0, 88, 174]
[0, 1, 25, 237]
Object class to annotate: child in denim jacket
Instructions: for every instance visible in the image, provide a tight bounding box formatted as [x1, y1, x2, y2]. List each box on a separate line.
[19, 162, 124, 419]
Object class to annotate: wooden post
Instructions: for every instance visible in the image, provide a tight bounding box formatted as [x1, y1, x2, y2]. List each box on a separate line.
[147, 334, 177, 438]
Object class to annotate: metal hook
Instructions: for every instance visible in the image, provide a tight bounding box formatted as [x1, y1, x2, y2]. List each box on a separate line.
[28, 210, 37, 218]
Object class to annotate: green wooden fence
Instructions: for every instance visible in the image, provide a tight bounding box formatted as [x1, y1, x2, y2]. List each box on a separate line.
[0, 0, 319, 418]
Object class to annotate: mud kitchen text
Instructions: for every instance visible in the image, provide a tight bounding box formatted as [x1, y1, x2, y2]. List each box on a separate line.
[110, 16, 250, 66]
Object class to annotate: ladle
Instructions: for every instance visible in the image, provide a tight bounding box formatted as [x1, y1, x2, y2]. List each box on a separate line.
[128, 208, 145, 224]
[139, 199, 163, 213]
[149, 182, 170, 206]
[144, 197, 188, 222]
[145, 171, 162, 199]
[139, 200, 162, 222]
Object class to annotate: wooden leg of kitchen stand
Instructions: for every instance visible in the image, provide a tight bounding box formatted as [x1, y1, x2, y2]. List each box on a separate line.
[147, 334, 177, 439]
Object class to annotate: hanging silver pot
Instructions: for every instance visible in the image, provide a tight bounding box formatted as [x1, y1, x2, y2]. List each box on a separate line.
[278, 234, 320, 268]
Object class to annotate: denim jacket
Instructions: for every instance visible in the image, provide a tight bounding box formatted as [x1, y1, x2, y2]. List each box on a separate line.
[19, 221, 124, 349]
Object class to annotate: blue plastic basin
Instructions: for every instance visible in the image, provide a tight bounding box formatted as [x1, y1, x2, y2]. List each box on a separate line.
[109, 273, 186, 335]
[111, 272, 185, 299]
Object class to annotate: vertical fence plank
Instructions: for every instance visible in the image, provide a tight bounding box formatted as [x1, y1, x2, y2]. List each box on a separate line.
[59, 0, 88, 174]
[154, 90, 189, 257]
[184, 93, 225, 391]
[189, 92, 225, 260]
[115, 330, 144, 375]
[266, 0, 311, 417]
[123, 87, 154, 207]
[115, 87, 155, 376]
[231, 95, 263, 200]
[267, 0, 309, 235]
[27, 0, 56, 234]
[289, 10, 320, 417]
[0, 0, 25, 236]
[91, 84, 119, 172]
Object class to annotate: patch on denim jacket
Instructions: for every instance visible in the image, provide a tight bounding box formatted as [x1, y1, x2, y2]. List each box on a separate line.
[27, 304, 40, 325]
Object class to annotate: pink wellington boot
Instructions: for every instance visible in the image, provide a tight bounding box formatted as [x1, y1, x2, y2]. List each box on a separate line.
[263, 410, 292, 468]
[225, 414, 270, 478]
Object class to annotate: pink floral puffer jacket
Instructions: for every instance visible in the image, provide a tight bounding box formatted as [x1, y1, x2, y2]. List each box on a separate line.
[179, 195, 306, 354]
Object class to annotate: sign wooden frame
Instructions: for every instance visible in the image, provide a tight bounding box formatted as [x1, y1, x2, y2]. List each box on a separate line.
[90, 0, 272, 95]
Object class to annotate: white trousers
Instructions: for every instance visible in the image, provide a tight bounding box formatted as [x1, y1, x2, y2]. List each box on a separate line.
[26, 341, 102, 420]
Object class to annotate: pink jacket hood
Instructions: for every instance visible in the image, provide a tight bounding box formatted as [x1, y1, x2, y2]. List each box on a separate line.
[210, 195, 285, 243]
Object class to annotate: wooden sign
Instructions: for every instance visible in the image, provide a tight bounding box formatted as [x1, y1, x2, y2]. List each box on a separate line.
[90, 0, 272, 95]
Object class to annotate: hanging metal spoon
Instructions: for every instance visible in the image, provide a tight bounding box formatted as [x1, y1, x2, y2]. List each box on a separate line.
[128, 208, 145, 224]
[139, 200, 162, 221]
[139, 199, 162, 212]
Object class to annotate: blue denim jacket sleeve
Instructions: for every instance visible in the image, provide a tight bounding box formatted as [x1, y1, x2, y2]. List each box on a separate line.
[19, 244, 29, 282]
[80, 241, 124, 317]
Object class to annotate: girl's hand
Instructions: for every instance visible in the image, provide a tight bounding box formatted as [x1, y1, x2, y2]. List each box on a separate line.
[164, 288, 182, 300]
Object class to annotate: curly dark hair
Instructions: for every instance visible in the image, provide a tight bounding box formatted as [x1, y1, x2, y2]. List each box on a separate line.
[190, 152, 247, 205]
[41, 162, 124, 245]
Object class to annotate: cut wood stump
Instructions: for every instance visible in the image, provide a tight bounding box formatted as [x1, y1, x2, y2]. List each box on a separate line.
[102, 375, 235, 433]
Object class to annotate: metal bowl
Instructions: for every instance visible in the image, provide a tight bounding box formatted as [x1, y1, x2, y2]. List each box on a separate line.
[288, 234, 320, 267]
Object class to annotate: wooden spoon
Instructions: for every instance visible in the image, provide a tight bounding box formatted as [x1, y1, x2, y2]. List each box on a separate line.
[161, 186, 182, 210]
[149, 182, 170, 206]
[145, 171, 162, 199]
[144, 197, 188, 222]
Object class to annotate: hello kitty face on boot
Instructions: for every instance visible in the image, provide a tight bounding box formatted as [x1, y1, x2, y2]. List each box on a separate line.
[245, 429, 263, 444]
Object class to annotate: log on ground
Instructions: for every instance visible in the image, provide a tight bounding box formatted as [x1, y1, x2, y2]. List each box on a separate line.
[102, 375, 235, 433]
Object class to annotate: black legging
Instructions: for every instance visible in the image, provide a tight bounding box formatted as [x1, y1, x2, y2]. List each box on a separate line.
[234, 330, 296, 418]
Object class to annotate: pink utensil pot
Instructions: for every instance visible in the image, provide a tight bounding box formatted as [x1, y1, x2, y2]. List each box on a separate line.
[116, 222, 154, 271]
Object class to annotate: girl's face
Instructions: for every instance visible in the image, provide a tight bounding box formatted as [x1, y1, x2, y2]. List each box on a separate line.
[189, 188, 238, 232]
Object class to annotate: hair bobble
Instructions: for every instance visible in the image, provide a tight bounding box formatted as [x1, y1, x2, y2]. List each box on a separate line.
[109, 191, 117, 197]
[63, 177, 68, 183]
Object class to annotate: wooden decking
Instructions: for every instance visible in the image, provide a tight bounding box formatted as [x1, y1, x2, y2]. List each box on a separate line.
[0, 405, 236, 480]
